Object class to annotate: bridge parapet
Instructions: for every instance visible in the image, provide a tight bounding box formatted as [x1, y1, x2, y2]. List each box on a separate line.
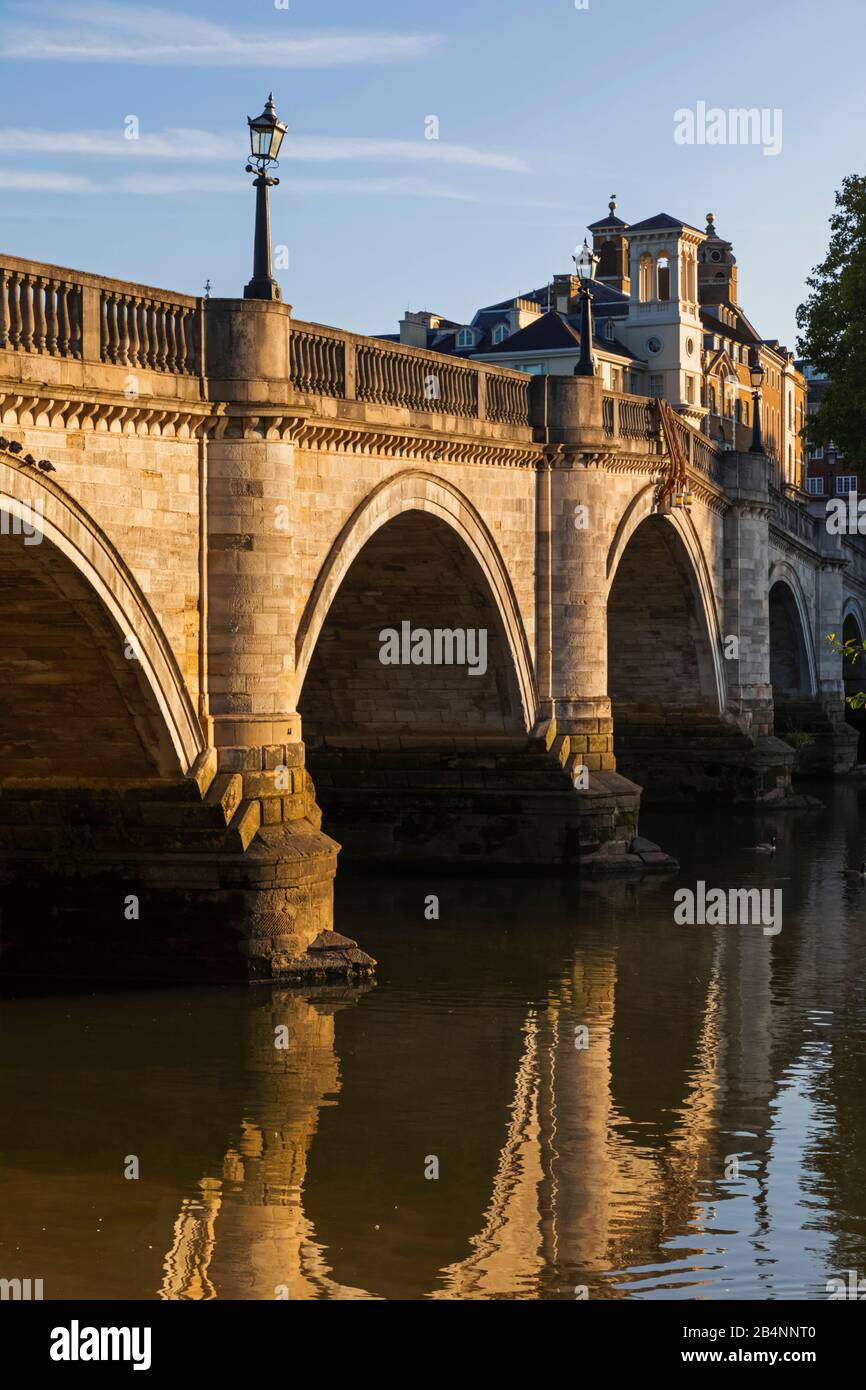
[288, 317, 532, 426]
[0, 252, 201, 376]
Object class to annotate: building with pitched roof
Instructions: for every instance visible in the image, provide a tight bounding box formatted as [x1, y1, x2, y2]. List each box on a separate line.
[380, 199, 806, 491]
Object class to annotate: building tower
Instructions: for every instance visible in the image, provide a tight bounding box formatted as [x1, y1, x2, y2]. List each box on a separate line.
[698, 212, 738, 306]
[620, 212, 706, 421]
[587, 195, 631, 295]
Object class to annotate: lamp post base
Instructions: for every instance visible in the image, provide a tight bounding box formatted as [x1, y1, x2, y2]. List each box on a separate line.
[243, 279, 282, 302]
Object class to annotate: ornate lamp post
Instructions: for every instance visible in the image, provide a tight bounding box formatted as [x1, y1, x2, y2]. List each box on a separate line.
[573, 238, 600, 377]
[244, 93, 288, 301]
[749, 355, 766, 453]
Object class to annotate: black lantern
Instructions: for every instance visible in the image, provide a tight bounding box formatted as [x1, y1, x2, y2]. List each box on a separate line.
[244, 94, 287, 301]
[248, 93, 287, 167]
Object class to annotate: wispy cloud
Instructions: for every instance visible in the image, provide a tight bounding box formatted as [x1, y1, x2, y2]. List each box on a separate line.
[0, 3, 441, 67]
[0, 169, 94, 192]
[116, 174, 492, 203]
[0, 128, 529, 174]
[0, 167, 556, 207]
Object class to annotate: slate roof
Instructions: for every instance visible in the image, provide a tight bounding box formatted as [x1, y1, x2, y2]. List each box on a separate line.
[626, 212, 705, 237]
[587, 213, 629, 231]
[480, 309, 640, 362]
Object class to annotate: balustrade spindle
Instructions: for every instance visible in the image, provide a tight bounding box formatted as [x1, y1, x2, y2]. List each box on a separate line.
[176, 307, 189, 374]
[110, 293, 122, 363]
[120, 295, 133, 366]
[0, 269, 9, 350]
[55, 283, 70, 357]
[19, 275, 34, 352]
[68, 287, 82, 359]
[127, 296, 140, 368]
[155, 307, 168, 371]
[167, 308, 180, 373]
[44, 279, 59, 354]
[31, 277, 46, 353]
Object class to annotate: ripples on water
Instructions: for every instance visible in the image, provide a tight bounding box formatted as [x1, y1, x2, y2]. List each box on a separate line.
[2, 784, 866, 1300]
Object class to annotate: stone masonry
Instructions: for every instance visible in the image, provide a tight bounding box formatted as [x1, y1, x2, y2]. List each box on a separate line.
[0, 253, 863, 982]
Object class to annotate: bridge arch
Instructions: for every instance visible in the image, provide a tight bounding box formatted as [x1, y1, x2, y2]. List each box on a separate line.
[0, 456, 203, 780]
[767, 562, 818, 700]
[606, 486, 726, 715]
[295, 470, 537, 732]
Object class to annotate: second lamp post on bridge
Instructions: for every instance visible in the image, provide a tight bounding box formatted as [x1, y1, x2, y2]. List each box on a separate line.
[244, 94, 288, 302]
[573, 238, 600, 377]
[749, 355, 766, 454]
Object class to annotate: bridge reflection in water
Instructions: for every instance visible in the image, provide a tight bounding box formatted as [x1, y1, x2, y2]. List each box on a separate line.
[133, 795, 865, 1298]
[2, 789, 865, 1300]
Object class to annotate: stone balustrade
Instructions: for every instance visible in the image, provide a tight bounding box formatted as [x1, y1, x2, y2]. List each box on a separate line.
[290, 318, 532, 424]
[602, 390, 657, 442]
[0, 262, 84, 359]
[100, 288, 200, 375]
[1, 252, 201, 378]
[2, 252, 734, 463]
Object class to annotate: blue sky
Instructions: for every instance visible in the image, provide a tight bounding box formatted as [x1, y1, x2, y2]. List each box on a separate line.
[1, 0, 863, 346]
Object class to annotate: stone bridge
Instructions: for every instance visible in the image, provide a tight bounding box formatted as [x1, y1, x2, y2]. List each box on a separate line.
[0, 253, 862, 982]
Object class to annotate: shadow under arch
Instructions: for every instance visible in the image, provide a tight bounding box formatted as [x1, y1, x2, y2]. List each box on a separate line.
[0, 456, 203, 779]
[295, 470, 537, 731]
[606, 487, 726, 715]
[767, 561, 818, 700]
[604, 491, 734, 801]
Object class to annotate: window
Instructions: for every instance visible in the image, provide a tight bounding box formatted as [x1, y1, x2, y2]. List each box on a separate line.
[685, 375, 695, 404]
[456, 328, 474, 348]
[735, 398, 742, 423]
[649, 373, 664, 398]
[836, 475, 858, 494]
[657, 253, 671, 301]
[514, 362, 545, 375]
[604, 318, 615, 341]
[708, 385, 716, 414]
[639, 253, 653, 302]
[491, 323, 509, 345]
[806, 476, 824, 496]
[807, 445, 823, 460]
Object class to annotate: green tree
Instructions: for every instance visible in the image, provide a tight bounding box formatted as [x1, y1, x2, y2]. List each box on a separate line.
[796, 174, 866, 473]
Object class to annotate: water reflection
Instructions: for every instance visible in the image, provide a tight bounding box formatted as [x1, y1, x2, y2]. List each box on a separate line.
[2, 784, 866, 1300]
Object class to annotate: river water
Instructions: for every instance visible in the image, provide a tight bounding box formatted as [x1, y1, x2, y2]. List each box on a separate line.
[2, 783, 865, 1301]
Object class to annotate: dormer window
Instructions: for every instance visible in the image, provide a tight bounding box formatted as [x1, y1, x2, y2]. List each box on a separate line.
[491, 323, 509, 345]
[457, 328, 475, 348]
[604, 319, 615, 341]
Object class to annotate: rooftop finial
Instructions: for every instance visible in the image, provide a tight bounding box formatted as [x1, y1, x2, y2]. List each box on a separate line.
[706, 211, 716, 234]
[609, 193, 617, 216]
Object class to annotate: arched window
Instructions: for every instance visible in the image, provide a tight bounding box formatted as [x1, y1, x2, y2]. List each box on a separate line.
[639, 253, 653, 302]
[681, 252, 695, 301]
[491, 323, 508, 345]
[657, 253, 671, 301]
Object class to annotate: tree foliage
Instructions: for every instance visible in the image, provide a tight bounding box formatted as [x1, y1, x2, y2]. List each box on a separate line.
[796, 175, 866, 472]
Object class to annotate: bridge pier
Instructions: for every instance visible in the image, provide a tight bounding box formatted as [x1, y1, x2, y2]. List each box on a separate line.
[535, 376, 644, 861]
